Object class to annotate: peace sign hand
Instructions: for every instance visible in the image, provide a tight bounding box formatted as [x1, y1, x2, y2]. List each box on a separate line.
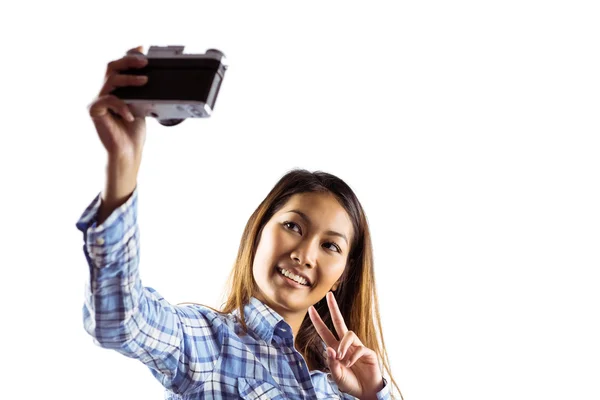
[308, 292, 384, 400]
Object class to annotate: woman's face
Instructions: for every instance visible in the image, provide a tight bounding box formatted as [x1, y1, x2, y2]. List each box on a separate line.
[252, 192, 354, 315]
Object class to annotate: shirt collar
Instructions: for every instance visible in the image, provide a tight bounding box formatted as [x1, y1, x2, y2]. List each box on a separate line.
[235, 297, 292, 343]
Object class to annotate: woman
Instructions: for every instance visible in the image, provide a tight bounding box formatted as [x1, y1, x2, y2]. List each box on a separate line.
[77, 46, 402, 399]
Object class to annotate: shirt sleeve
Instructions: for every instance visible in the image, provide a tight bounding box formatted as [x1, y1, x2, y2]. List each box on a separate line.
[75, 187, 222, 394]
[375, 377, 391, 400]
[337, 377, 391, 400]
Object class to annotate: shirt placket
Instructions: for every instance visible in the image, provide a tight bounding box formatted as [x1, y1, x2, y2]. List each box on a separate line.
[275, 328, 320, 399]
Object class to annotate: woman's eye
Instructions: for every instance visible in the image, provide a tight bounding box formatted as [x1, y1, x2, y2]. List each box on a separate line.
[324, 242, 341, 253]
[283, 221, 301, 233]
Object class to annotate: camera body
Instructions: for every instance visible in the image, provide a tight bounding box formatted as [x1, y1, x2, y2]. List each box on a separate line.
[111, 46, 228, 126]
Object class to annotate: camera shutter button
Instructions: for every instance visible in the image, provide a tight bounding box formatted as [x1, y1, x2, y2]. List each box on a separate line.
[206, 49, 224, 57]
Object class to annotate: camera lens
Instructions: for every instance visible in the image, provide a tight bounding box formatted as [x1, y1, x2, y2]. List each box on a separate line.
[158, 118, 185, 127]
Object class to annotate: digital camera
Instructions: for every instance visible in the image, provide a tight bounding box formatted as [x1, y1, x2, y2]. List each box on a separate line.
[111, 45, 228, 126]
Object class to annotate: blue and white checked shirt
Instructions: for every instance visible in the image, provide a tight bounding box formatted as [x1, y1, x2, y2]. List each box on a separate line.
[76, 187, 391, 399]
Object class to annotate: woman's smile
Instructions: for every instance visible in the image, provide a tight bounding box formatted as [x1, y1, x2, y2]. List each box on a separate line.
[276, 267, 312, 289]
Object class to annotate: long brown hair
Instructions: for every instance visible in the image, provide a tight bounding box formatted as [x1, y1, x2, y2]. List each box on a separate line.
[217, 168, 403, 399]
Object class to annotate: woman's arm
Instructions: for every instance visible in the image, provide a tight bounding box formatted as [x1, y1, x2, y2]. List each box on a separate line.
[76, 186, 221, 394]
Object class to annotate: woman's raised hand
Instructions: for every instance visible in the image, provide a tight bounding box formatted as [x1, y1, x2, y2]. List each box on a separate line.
[88, 46, 151, 224]
[87, 46, 149, 165]
[308, 292, 385, 400]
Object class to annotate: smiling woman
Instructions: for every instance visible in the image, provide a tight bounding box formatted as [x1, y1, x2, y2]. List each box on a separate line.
[252, 191, 352, 329]
[78, 45, 401, 400]
[78, 167, 402, 399]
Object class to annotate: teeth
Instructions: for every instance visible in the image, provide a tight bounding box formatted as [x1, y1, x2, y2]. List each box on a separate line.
[279, 268, 308, 286]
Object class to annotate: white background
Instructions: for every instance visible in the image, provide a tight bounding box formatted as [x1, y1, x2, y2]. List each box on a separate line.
[1, 1, 598, 399]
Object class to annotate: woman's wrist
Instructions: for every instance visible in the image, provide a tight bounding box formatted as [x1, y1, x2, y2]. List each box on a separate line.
[361, 377, 386, 400]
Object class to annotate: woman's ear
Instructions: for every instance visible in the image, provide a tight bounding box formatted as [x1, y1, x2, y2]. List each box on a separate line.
[331, 280, 340, 292]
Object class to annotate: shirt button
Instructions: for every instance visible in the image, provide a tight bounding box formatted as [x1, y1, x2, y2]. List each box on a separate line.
[96, 237, 105, 245]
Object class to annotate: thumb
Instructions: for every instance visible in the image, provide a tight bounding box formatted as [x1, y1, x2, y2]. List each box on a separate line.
[326, 347, 344, 381]
[126, 45, 144, 55]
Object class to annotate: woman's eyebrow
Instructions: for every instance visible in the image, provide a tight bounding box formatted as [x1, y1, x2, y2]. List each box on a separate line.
[286, 209, 348, 245]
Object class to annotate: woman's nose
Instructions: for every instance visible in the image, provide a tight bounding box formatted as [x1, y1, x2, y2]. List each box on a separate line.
[291, 241, 317, 268]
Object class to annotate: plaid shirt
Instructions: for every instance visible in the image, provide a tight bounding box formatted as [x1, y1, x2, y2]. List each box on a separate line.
[76, 187, 391, 399]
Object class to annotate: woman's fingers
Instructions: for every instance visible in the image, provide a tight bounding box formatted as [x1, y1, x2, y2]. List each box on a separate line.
[105, 54, 147, 78]
[326, 292, 348, 339]
[336, 330, 359, 360]
[345, 346, 370, 369]
[308, 306, 338, 348]
[88, 94, 135, 122]
[100, 73, 148, 96]
[100, 49, 148, 96]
